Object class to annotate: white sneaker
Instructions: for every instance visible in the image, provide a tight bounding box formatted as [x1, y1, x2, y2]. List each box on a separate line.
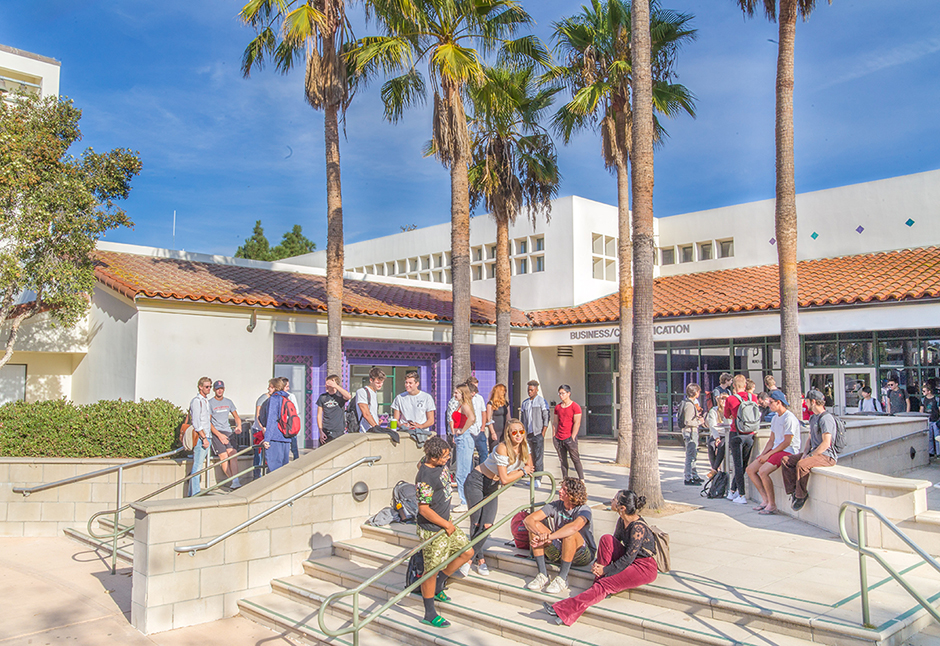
[526, 572, 550, 591]
[733, 493, 748, 504]
[453, 504, 468, 514]
[458, 562, 471, 577]
[476, 561, 490, 576]
[534, 479, 542, 489]
[726, 491, 737, 501]
[545, 576, 569, 595]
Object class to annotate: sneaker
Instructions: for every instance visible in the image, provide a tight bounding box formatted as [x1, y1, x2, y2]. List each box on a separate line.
[684, 477, 703, 486]
[526, 572, 550, 591]
[476, 561, 490, 576]
[458, 562, 471, 577]
[453, 504, 468, 514]
[733, 494, 748, 504]
[230, 478, 242, 489]
[545, 576, 569, 595]
[534, 479, 542, 489]
[726, 490, 737, 500]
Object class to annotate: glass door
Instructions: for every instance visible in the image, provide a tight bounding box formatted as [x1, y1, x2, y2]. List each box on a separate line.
[805, 368, 876, 415]
[805, 369, 837, 413]
[841, 369, 876, 414]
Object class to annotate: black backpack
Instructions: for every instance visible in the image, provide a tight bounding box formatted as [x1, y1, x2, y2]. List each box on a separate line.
[392, 480, 418, 522]
[701, 471, 729, 499]
[405, 550, 424, 593]
[345, 388, 372, 434]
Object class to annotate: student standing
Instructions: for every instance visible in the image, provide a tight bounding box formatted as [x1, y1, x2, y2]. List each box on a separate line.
[316, 374, 350, 444]
[260, 378, 292, 472]
[553, 385, 584, 480]
[484, 383, 509, 453]
[678, 383, 704, 485]
[450, 384, 476, 513]
[188, 377, 213, 496]
[521, 380, 550, 488]
[356, 367, 386, 433]
[208, 380, 243, 489]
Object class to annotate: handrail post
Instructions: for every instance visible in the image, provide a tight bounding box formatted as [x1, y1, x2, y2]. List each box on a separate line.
[857, 507, 870, 627]
[353, 592, 360, 646]
[112, 466, 123, 575]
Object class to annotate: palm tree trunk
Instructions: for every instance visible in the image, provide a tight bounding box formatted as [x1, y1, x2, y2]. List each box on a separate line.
[450, 115, 472, 387]
[629, 0, 664, 509]
[615, 153, 633, 466]
[775, 0, 801, 410]
[495, 212, 511, 387]
[324, 103, 344, 377]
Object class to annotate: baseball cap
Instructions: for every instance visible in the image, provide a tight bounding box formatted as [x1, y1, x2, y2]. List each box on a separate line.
[806, 389, 825, 403]
[769, 390, 789, 407]
[213, 380, 225, 390]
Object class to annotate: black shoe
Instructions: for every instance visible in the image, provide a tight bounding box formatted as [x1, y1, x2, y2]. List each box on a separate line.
[543, 601, 558, 617]
[791, 496, 807, 511]
[684, 478, 702, 486]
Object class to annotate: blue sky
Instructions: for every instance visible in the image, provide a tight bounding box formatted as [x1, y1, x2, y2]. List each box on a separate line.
[3, 1, 939, 256]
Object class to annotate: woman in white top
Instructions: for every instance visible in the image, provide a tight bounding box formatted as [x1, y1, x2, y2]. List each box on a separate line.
[705, 393, 729, 479]
[465, 418, 534, 575]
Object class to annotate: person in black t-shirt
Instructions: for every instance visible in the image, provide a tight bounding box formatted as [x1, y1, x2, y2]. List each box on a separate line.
[315, 374, 350, 445]
[414, 437, 473, 628]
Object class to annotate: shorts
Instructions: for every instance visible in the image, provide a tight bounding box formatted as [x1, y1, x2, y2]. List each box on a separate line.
[211, 431, 235, 455]
[767, 450, 789, 467]
[544, 539, 594, 567]
[417, 525, 471, 572]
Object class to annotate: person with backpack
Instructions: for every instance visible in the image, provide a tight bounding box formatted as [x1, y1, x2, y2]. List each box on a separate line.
[543, 490, 657, 626]
[723, 374, 760, 504]
[780, 389, 841, 511]
[678, 383, 705, 486]
[354, 367, 386, 433]
[705, 392, 730, 480]
[745, 391, 800, 515]
[316, 374, 350, 445]
[259, 377, 294, 472]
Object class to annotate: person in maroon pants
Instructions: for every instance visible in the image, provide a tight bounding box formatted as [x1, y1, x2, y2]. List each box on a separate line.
[543, 489, 658, 626]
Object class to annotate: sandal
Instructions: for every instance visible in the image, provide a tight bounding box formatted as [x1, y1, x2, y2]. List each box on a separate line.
[759, 508, 777, 515]
[421, 615, 451, 628]
[753, 504, 766, 511]
[433, 591, 450, 602]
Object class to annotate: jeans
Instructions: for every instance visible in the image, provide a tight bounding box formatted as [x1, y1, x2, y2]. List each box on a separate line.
[454, 432, 475, 505]
[290, 435, 299, 460]
[252, 445, 265, 480]
[266, 440, 291, 472]
[472, 431, 490, 465]
[682, 428, 699, 480]
[527, 433, 545, 475]
[553, 436, 584, 480]
[189, 440, 209, 497]
[729, 432, 754, 496]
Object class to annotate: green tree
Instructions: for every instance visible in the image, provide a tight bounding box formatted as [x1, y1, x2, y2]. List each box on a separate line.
[352, 0, 549, 387]
[548, 0, 694, 468]
[467, 64, 559, 386]
[272, 224, 317, 259]
[0, 92, 141, 370]
[235, 220, 274, 261]
[735, 0, 831, 411]
[241, 0, 354, 376]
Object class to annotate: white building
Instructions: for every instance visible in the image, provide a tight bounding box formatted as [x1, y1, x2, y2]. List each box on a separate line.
[0, 44, 60, 98]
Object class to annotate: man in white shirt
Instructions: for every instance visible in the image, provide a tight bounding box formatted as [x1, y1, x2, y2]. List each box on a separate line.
[392, 371, 436, 433]
[188, 377, 213, 496]
[745, 390, 800, 514]
[466, 376, 489, 463]
[356, 367, 386, 433]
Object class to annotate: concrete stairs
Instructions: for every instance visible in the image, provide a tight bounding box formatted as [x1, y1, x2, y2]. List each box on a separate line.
[238, 523, 928, 646]
[63, 516, 135, 564]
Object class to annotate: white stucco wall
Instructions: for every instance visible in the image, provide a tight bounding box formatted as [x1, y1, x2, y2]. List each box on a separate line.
[70, 287, 138, 404]
[0, 44, 60, 97]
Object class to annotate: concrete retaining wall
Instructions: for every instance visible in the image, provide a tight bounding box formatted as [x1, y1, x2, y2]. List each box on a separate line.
[130, 432, 422, 634]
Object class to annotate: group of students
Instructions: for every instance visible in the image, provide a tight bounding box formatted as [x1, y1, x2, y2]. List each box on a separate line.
[679, 372, 843, 513]
[414, 432, 659, 629]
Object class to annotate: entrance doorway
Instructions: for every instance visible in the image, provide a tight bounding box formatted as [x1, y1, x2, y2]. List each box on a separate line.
[804, 368, 876, 415]
[274, 362, 307, 449]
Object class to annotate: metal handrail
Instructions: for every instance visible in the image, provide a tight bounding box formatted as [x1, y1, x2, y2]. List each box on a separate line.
[12, 447, 186, 496]
[317, 471, 557, 645]
[839, 501, 940, 628]
[175, 455, 382, 555]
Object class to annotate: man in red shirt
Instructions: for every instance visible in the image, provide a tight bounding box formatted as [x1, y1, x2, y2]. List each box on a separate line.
[724, 374, 759, 504]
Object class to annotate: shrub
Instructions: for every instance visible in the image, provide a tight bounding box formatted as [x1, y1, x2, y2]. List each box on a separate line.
[0, 398, 185, 458]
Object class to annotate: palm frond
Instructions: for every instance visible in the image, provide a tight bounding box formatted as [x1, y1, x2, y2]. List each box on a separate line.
[283, 4, 325, 47]
[241, 27, 277, 77]
[381, 70, 427, 122]
[498, 35, 553, 71]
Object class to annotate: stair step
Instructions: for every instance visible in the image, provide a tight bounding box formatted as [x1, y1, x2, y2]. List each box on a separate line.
[63, 527, 134, 563]
[301, 552, 827, 646]
[346, 530, 886, 646]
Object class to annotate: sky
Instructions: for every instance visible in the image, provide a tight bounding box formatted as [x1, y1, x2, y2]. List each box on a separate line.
[3, 1, 939, 257]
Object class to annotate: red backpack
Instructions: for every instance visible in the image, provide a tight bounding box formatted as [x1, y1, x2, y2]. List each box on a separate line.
[278, 397, 301, 438]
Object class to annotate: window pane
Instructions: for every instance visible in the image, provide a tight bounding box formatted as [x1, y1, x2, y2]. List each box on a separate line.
[661, 248, 675, 265]
[840, 341, 873, 366]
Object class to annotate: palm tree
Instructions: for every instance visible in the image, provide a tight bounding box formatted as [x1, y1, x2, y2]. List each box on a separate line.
[548, 0, 694, 467]
[466, 65, 560, 387]
[240, 0, 354, 376]
[735, 0, 831, 410]
[352, 0, 548, 388]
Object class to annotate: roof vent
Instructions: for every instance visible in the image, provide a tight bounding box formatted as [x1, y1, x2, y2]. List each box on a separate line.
[557, 346, 574, 358]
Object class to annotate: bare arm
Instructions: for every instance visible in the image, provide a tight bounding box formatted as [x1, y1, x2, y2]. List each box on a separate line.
[361, 398, 379, 428]
[232, 410, 242, 433]
[317, 406, 325, 441]
[418, 503, 456, 535]
[571, 412, 582, 440]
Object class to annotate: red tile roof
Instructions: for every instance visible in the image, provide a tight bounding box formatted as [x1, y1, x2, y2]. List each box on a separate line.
[527, 246, 940, 327]
[93, 250, 530, 327]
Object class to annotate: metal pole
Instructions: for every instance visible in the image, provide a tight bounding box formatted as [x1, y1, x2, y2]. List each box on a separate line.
[113, 466, 123, 575]
[857, 507, 870, 627]
[353, 591, 360, 646]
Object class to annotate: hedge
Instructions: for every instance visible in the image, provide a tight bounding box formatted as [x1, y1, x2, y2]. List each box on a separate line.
[0, 399, 186, 458]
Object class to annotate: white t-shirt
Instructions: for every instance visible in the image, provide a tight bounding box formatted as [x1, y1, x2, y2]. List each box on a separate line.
[770, 409, 801, 455]
[392, 390, 436, 426]
[251, 393, 269, 431]
[469, 393, 486, 436]
[356, 386, 379, 433]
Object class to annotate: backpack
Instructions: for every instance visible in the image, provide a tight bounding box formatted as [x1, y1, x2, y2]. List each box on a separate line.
[701, 471, 729, 499]
[277, 397, 301, 438]
[676, 400, 687, 430]
[822, 411, 848, 455]
[638, 518, 670, 573]
[734, 394, 762, 434]
[510, 510, 530, 549]
[405, 550, 424, 592]
[345, 388, 372, 434]
[392, 480, 418, 522]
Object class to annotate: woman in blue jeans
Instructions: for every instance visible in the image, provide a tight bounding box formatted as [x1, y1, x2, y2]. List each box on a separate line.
[451, 384, 476, 512]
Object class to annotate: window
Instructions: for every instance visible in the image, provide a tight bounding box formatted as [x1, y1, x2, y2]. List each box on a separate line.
[516, 239, 527, 255]
[473, 266, 483, 281]
[698, 242, 713, 261]
[488, 245, 497, 260]
[679, 245, 694, 263]
[534, 236, 544, 251]
[534, 255, 545, 272]
[487, 263, 496, 279]
[473, 246, 483, 262]
[592, 233, 604, 255]
[661, 247, 675, 265]
[718, 239, 734, 258]
[516, 258, 527, 274]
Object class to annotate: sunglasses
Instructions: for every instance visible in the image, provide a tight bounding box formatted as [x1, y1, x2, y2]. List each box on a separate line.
[509, 429, 526, 436]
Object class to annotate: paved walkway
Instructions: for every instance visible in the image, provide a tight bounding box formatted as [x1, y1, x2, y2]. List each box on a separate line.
[2, 438, 940, 644]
